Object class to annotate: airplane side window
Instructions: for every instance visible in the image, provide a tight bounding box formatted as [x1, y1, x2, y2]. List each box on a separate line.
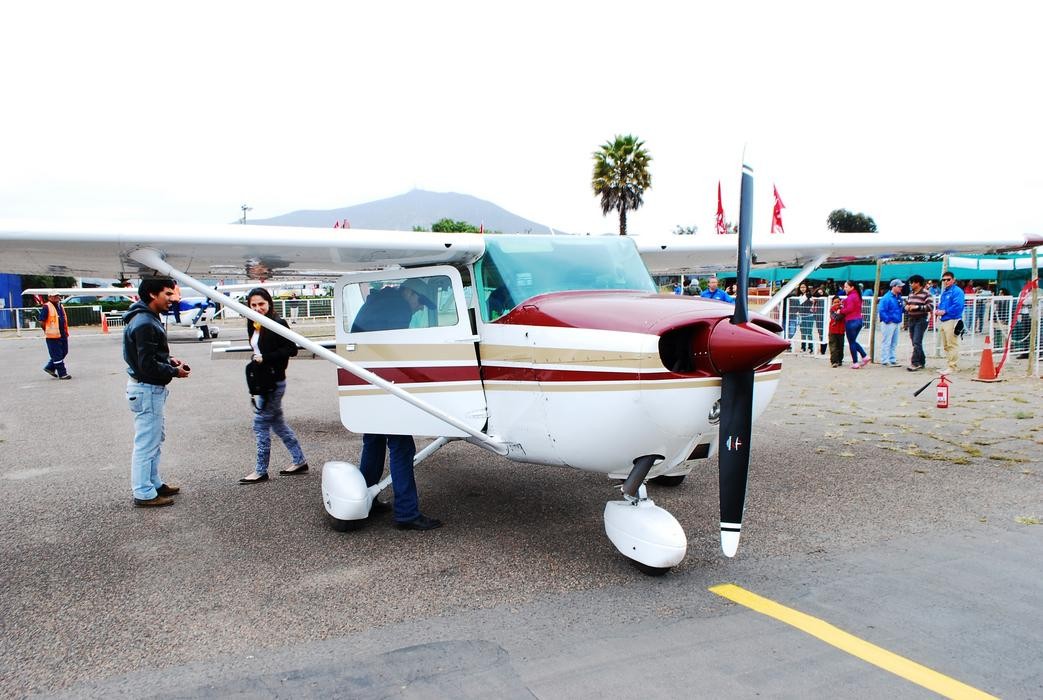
[344, 275, 457, 333]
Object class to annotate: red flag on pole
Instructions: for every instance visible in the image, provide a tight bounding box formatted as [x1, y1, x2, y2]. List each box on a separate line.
[716, 181, 727, 235]
[479, 222, 484, 234]
[333, 220, 341, 229]
[771, 185, 785, 234]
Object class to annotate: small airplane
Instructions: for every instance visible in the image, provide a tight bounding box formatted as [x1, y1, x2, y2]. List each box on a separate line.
[2, 163, 1037, 574]
[23, 281, 319, 339]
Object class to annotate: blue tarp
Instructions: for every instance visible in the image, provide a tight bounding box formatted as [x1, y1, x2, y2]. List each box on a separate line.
[0, 273, 23, 329]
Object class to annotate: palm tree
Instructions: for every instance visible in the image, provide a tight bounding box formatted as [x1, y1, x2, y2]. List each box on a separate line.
[592, 134, 652, 235]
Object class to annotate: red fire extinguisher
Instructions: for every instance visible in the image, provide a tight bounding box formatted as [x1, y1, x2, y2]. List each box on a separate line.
[936, 373, 950, 409]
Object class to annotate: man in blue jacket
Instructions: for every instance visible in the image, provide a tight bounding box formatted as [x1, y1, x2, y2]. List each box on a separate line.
[934, 272, 965, 372]
[878, 279, 905, 366]
[700, 276, 735, 303]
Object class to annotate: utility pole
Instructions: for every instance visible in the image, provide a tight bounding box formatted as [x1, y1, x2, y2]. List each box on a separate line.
[240, 204, 252, 224]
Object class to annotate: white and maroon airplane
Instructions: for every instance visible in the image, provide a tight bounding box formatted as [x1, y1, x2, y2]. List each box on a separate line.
[2, 163, 1036, 574]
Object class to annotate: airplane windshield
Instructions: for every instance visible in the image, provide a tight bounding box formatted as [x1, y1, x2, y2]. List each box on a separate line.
[475, 235, 656, 321]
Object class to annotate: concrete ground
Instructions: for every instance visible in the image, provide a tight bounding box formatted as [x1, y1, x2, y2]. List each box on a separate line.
[0, 327, 1040, 698]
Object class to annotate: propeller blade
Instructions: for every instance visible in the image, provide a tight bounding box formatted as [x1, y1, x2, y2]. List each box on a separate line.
[719, 151, 756, 557]
[719, 369, 754, 557]
[732, 155, 754, 325]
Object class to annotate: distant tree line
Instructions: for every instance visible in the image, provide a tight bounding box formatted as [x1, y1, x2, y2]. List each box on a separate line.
[413, 218, 487, 233]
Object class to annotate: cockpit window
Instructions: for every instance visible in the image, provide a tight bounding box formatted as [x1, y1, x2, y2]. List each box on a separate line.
[474, 235, 656, 321]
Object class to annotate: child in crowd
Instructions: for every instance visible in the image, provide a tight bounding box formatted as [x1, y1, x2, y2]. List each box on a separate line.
[828, 294, 846, 367]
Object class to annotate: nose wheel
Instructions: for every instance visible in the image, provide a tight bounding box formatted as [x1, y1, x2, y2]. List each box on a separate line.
[604, 483, 687, 576]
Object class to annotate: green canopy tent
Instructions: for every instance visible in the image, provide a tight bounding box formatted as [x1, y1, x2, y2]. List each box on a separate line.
[714, 252, 1040, 293]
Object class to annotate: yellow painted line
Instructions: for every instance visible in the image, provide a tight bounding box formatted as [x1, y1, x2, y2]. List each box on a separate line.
[709, 584, 997, 700]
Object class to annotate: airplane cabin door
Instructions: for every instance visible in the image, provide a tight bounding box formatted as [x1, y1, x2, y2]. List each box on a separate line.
[335, 267, 487, 437]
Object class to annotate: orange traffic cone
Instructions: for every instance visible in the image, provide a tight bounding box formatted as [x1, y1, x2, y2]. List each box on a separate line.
[972, 334, 1000, 382]
[100, 312, 109, 334]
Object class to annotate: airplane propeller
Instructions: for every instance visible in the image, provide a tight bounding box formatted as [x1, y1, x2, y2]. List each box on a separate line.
[717, 156, 757, 557]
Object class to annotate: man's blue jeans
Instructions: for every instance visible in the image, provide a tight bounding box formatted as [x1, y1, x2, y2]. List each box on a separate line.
[360, 434, 419, 522]
[127, 381, 168, 500]
[880, 322, 900, 364]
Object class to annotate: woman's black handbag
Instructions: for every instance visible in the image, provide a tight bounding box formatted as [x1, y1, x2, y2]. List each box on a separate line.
[245, 360, 278, 396]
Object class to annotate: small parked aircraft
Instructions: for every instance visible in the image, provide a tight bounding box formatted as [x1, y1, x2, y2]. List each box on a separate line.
[2, 163, 1036, 573]
[23, 281, 318, 339]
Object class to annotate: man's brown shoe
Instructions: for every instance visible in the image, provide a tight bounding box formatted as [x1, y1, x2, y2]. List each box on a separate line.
[133, 495, 174, 508]
[156, 484, 180, 497]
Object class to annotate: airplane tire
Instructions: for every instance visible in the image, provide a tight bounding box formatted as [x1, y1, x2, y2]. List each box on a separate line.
[632, 560, 672, 577]
[649, 474, 686, 487]
[328, 514, 366, 532]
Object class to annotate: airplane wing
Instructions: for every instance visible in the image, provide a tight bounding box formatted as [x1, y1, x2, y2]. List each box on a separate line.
[0, 219, 485, 278]
[1, 218, 1037, 280]
[634, 231, 1041, 274]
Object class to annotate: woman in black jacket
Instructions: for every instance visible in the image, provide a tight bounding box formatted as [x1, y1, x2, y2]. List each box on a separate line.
[240, 288, 308, 483]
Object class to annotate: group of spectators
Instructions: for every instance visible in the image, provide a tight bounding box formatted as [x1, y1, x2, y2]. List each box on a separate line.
[786, 272, 977, 372]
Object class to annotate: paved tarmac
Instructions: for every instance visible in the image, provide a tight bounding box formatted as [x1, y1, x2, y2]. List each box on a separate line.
[0, 327, 1040, 698]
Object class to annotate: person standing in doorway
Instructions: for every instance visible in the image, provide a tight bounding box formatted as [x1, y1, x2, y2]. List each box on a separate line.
[40, 293, 71, 379]
[351, 278, 443, 530]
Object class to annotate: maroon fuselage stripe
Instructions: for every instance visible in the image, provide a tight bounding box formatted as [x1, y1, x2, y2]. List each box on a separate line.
[337, 362, 782, 386]
[337, 366, 481, 386]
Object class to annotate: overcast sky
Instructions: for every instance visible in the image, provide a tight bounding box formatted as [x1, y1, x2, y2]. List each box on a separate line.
[2, 1, 1040, 239]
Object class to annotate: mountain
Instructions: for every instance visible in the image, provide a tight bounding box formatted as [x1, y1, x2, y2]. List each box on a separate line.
[250, 189, 553, 233]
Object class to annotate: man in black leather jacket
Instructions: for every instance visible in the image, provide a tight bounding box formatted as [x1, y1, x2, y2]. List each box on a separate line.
[123, 278, 191, 508]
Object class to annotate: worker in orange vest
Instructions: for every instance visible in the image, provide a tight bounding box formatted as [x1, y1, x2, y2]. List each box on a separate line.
[40, 293, 71, 379]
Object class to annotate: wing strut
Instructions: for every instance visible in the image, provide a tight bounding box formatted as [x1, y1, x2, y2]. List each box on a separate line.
[128, 248, 509, 456]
